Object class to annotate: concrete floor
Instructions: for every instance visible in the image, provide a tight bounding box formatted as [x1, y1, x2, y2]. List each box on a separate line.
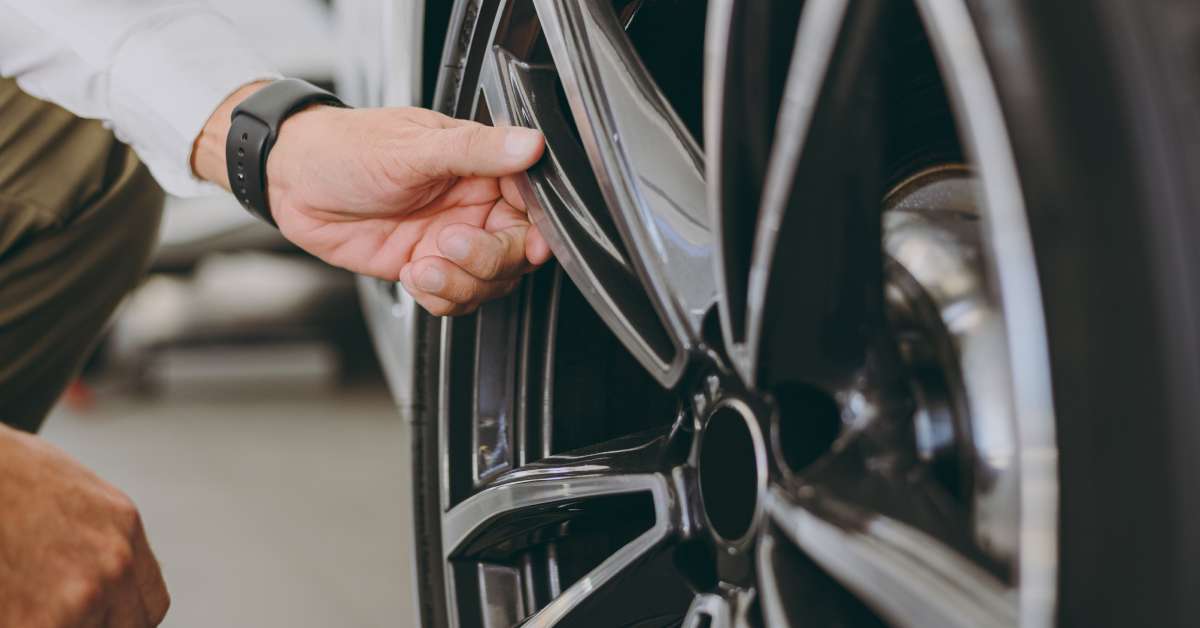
[42, 385, 416, 628]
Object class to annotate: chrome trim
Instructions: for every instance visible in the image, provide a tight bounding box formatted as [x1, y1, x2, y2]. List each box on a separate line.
[697, 398, 768, 548]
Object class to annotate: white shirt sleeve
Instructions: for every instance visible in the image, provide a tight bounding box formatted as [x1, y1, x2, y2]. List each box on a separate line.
[0, 1, 281, 196]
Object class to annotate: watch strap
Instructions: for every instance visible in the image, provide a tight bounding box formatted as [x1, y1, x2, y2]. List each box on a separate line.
[227, 79, 345, 226]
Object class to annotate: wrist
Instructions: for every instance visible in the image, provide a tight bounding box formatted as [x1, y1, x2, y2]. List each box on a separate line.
[263, 104, 339, 213]
[191, 81, 271, 188]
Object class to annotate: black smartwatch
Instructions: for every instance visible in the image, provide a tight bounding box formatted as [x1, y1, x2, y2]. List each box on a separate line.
[227, 79, 346, 226]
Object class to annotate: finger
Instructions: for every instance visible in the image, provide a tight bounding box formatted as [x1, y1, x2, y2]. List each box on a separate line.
[405, 257, 521, 305]
[101, 570, 150, 628]
[499, 174, 526, 211]
[129, 517, 169, 625]
[437, 223, 531, 281]
[422, 123, 544, 179]
[484, 199, 534, 232]
[399, 265, 468, 317]
[526, 225, 552, 266]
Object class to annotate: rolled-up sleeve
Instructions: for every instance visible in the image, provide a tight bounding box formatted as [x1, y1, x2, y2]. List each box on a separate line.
[0, 1, 280, 196]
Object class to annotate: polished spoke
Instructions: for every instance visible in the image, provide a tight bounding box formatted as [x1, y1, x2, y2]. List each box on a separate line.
[527, 532, 691, 627]
[478, 46, 683, 386]
[765, 488, 1017, 628]
[757, 523, 890, 627]
[755, 532, 792, 628]
[443, 426, 685, 626]
[729, 0, 887, 388]
[534, 0, 716, 369]
[443, 427, 678, 559]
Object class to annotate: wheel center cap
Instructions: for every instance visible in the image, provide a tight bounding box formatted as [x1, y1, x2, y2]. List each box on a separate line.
[698, 400, 768, 543]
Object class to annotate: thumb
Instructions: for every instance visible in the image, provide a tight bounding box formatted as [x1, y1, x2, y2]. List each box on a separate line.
[424, 123, 544, 178]
[438, 222, 537, 280]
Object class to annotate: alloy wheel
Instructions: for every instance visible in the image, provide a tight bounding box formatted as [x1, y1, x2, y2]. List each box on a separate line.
[428, 0, 1057, 626]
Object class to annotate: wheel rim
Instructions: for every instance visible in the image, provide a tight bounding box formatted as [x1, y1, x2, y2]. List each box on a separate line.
[431, 1, 1058, 626]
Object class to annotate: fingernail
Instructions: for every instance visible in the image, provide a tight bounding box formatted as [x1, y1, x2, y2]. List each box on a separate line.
[417, 266, 445, 292]
[504, 128, 542, 158]
[441, 234, 471, 261]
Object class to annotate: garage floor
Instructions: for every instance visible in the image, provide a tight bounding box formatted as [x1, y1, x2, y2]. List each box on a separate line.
[41, 385, 416, 628]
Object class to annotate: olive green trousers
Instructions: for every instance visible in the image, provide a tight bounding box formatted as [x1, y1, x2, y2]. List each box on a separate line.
[0, 78, 163, 431]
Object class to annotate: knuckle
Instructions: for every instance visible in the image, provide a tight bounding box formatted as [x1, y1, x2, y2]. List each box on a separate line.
[480, 258, 504, 281]
[473, 246, 505, 279]
[98, 538, 136, 581]
[448, 277, 481, 303]
[109, 493, 141, 534]
[59, 573, 104, 618]
[454, 126, 482, 156]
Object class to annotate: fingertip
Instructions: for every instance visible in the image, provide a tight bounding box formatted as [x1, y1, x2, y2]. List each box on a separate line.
[503, 127, 544, 166]
[526, 226, 552, 265]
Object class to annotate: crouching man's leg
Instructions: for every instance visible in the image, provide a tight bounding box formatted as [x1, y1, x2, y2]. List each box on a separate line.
[0, 78, 164, 431]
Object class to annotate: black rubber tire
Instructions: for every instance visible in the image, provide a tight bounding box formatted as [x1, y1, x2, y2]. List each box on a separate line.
[401, 1, 1200, 626]
[965, 1, 1200, 625]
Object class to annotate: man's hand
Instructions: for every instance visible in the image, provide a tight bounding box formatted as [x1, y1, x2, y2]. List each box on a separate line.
[0, 424, 169, 627]
[193, 82, 551, 316]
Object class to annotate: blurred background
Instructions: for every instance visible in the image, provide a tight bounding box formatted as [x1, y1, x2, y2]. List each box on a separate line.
[41, 0, 416, 625]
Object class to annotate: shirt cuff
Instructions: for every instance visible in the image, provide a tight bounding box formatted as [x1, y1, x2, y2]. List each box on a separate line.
[105, 10, 280, 197]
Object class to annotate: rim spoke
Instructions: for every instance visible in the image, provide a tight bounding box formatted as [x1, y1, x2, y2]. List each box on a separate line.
[681, 590, 757, 628]
[728, 0, 887, 388]
[443, 427, 679, 559]
[534, 0, 716, 365]
[765, 487, 1016, 628]
[756, 532, 792, 628]
[528, 533, 692, 627]
[443, 426, 687, 625]
[705, 0, 804, 367]
[478, 45, 685, 387]
[682, 594, 728, 628]
[757, 524, 890, 627]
